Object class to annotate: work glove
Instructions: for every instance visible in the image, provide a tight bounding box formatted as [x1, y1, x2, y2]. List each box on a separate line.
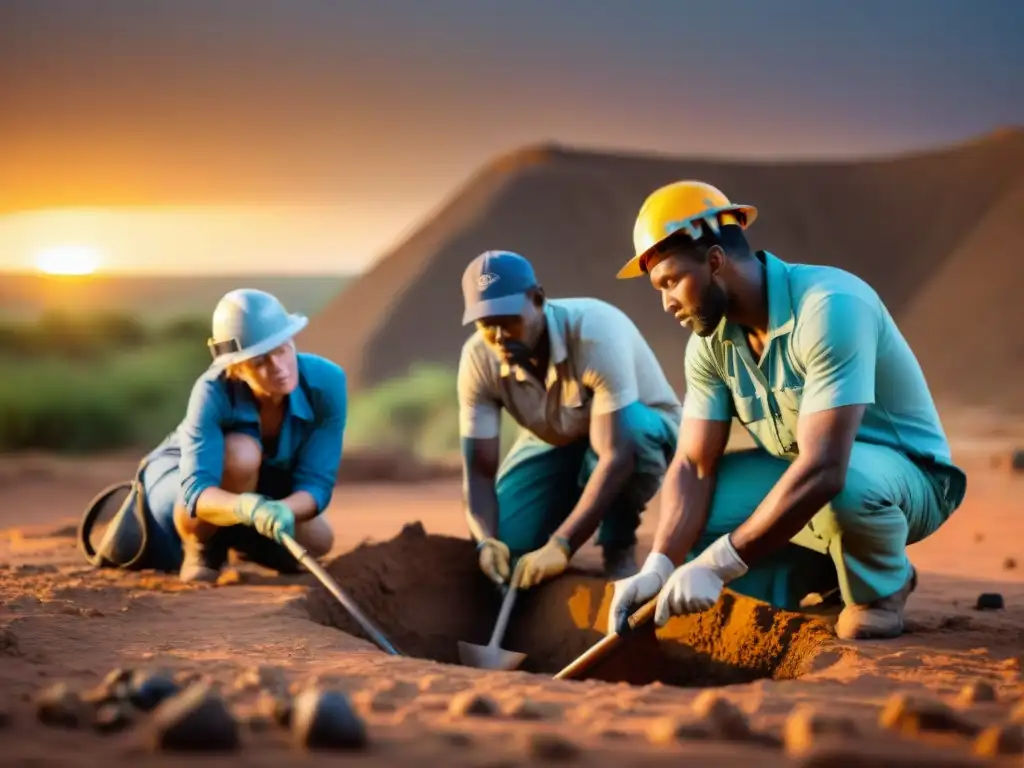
[512, 536, 571, 590]
[477, 537, 511, 585]
[607, 551, 675, 635]
[234, 493, 296, 544]
[655, 534, 748, 626]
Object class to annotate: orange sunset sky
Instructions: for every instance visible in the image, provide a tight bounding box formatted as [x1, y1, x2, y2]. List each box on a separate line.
[1, 1, 1021, 275]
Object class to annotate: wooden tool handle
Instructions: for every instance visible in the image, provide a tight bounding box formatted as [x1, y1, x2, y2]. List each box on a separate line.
[489, 560, 525, 647]
[553, 596, 658, 681]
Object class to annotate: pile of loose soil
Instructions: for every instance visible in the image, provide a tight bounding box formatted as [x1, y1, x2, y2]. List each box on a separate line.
[305, 523, 839, 687]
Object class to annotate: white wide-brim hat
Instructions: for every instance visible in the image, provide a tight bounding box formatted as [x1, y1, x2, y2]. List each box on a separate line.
[206, 288, 309, 371]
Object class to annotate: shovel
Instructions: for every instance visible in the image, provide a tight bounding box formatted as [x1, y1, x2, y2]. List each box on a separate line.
[458, 564, 527, 671]
[553, 595, 657, 680]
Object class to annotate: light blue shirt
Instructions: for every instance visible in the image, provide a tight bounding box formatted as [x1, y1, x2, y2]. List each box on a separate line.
[172, 352, 347, 516]
[682, 251, 960, 473]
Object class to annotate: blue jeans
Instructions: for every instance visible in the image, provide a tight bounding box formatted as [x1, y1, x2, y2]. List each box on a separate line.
[690, 445, 967, 609]
[139, 439, 302, 574]
[493, 401, 677, 558]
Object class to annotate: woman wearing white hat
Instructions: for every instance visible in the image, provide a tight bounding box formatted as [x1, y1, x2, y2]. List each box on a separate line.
[137, 288, 347, 582]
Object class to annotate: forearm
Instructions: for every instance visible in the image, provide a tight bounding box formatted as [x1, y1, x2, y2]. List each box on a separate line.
[729, 456, 842, 563]
[281, 491, 321, 523]
[193, 487, 248, 527]
[464, 472, 499, 542]
[651, 461, 715, 565]
[555, 451, 635, 552]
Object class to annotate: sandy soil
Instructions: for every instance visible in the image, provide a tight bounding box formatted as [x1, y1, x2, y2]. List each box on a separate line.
[1, 436, 1023, 766]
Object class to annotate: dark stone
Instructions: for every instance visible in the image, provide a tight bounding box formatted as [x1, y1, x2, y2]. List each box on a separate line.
[290, 688, 367, 751]
[975, 593, 1005, 610]
[128, 671, 180, 712]
[35, 683, 83, 728]
[149, 684, 240, 752]
[93, 703, 133, 734]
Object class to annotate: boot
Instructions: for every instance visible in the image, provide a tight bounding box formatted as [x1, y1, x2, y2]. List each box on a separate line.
[834, 567, 917, 640]
[178, 537, 224, 584]
[603, 543, 639, 580]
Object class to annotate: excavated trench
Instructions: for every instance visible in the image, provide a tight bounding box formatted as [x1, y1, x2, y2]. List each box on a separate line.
[305, 523, 840, 687]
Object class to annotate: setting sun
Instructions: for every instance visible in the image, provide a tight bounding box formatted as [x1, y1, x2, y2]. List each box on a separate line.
[35, 244, 102, 276]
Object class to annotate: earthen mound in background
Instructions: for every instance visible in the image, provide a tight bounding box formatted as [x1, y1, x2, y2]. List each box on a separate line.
[305, 523, 838, 687]
[302, 128, 1024, 415]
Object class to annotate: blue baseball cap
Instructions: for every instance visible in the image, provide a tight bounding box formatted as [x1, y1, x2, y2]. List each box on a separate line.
[461, 250, 538, 325]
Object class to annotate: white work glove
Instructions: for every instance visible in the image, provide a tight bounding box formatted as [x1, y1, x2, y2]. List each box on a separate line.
[655, 534, 748, 626]
[607, 552, 675, 635]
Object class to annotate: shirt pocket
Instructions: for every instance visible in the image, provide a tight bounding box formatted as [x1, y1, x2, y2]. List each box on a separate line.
[733, 394, 765, 425]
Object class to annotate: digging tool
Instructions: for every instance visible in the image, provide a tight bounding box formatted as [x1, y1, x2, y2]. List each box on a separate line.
[457, 566, 527, 671]
[553, 596, 658, 680]
[280, 533, 402, 656]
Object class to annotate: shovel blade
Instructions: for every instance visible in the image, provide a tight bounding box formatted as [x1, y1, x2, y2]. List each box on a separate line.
[457, 640, 527, 671]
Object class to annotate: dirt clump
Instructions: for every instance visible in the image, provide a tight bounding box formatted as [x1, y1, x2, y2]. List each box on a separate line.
[306, 523, 839, 687]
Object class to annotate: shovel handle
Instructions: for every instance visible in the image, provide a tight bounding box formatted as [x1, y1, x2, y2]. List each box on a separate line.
[553, 596, 658, 681]
[490, 561, 524, 646]
[281, 533, 402, 656]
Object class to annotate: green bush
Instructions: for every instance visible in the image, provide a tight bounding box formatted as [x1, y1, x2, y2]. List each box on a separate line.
[0, 311, 526, 460]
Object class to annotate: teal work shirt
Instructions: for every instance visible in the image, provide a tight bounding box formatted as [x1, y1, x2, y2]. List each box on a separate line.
[682, 251, 960, 474]
[173, 352, 348, 516]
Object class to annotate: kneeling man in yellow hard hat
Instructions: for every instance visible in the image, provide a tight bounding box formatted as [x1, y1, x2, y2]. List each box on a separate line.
[608, 181, 967, 640]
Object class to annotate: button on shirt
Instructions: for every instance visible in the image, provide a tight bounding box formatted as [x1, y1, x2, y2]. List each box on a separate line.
[458, 298, 682, 446]
[170, 352, 348, 515]
[682, 251, 960, 472]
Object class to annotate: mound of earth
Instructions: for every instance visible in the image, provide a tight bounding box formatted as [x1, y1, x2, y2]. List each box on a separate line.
[302, 128, 1024, 415]
[305, 522, 838, 687]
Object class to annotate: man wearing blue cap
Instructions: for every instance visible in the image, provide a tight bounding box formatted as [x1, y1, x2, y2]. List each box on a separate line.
[458, 250, 682, 590]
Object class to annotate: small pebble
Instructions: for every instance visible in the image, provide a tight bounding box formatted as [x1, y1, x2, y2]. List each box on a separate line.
[0, 628, 20, 656]
[35, 682, 84, 728]
[290, 688, 367, 751]
[878, 692, 979, 736]
[1004, 557, 1018, 571]
[231, 665, 286, 695]
[691, 691, 753, 740]
[1010, 448, 1024, 472]
[93, 702, 133, 734]
[255, 690, 292, 727]
[1013, 700, 1024, 723]
[503, 696, 546, 720]
[975, 593, 1004, 610]
[522, 732, 579, 761]
[447, 691, 498, 718]
[784, 705, 859, 755]
[956, 679, 997, 705]
[972, 532, 985, 543]
[973, 722, 1024, 756]
[149, 683, 239, 752]
[128, 671, 179, 712]
[646, 715, 711, 744]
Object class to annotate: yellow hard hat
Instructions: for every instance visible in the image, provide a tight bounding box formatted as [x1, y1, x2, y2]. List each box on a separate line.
[616, 180, 757, 279]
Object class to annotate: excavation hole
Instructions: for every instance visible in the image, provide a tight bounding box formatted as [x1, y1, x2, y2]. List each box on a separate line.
[306, 523, 840, 687]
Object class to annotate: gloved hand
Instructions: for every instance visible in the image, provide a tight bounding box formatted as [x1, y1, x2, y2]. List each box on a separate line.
[234, 493, 296, 544]
[655, 534, 748, 626]
[513, 536, 571, 589]
[477, 537, 511, 585]
[607, 551, 675, 635]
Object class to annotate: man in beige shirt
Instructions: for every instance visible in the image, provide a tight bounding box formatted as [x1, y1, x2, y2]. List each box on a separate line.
[458, 250, 681, 590]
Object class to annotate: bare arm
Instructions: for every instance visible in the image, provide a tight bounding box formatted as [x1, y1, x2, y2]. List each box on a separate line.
[554, 408, 639, 553]
[462, 436, 501, 542]
[651, 417, 731, 564]
[730, 404, 863, 562]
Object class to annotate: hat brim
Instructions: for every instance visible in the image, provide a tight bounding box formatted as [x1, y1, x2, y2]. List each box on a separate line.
[462, 293, 529, 325]
[616, 203, 758, 280]
[208, 313, 309, 371]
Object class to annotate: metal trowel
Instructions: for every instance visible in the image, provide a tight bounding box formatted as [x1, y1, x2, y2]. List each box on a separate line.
[458, 571, 527, 671]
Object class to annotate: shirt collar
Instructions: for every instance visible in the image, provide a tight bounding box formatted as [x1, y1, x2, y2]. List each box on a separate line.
[717, 250, 794, 344]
